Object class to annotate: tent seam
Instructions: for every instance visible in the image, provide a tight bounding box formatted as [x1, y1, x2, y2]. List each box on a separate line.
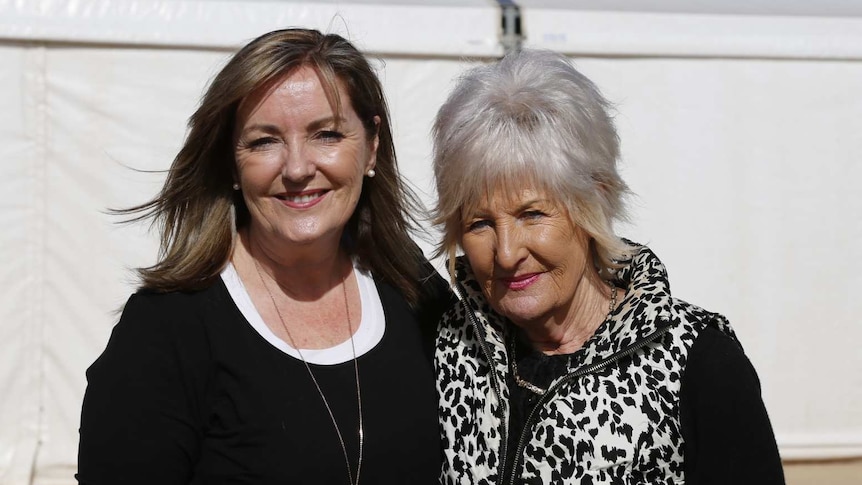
[26, 41, 48, 485]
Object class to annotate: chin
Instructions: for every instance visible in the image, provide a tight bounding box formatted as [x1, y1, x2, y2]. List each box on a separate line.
[277, 221, 339, 244]
[495, 299, 550, 328]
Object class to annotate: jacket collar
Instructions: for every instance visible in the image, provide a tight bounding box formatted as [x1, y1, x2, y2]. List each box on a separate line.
[452, 243, 675, 374]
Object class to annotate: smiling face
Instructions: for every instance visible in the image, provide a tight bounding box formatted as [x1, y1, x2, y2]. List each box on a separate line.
[460, 185, 595, 329]
[234, 66, 378, 254]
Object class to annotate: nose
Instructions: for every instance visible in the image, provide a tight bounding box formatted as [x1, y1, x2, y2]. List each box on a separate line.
[495, 224, 528, 271]
[281, 142, 315, 182]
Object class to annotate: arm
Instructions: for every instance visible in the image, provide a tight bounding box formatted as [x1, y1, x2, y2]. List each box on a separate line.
[680, 326, 785, 485]
[77, 293, 206, 485]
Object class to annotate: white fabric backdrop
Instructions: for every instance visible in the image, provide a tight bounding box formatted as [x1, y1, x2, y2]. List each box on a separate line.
[1, 1, 861, 483]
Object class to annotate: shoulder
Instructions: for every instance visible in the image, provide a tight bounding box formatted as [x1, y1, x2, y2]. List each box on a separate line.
[373, 257, 454, 313]
[118, 283, 229, 339]
[416, 259, 457, 317]
[380, 257, 457, 330]
[685, 325, 757, 390]
[79, 287, 228, 482]
[678, 320, 784, 483]
[90, 283, 230, 375]
[680, 323, 767, 418]
[666, 297, 738, 345]
[666, 298, 764, 411]
[127, 281, 226, 314]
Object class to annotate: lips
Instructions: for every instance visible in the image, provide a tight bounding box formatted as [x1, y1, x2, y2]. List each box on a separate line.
[500, 273, 540, 290]
[275, 189, 329, 208]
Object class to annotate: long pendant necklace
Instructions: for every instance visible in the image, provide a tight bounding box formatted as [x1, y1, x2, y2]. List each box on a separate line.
[511, 284, 618, 395]
[252, 255, 363, 485]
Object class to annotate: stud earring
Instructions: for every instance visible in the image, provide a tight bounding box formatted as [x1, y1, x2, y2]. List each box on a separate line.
[232, 182, 240, 190]
[366, 169, 376, 178]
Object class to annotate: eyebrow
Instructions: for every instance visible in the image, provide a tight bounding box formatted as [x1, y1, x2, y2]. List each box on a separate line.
[238, 123, 280, 136]
[307, 115, 346, 131]
[239, 116, 348, 136]
[463, 197, 550, 220]
[512, 198, 550, 212]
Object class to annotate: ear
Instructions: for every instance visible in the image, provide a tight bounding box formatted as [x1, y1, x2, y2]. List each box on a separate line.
[366, 115, 380, 172]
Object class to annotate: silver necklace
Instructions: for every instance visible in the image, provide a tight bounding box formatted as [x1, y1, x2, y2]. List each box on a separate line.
[510, 284, 618, 396]
[252, 255, 363, 485]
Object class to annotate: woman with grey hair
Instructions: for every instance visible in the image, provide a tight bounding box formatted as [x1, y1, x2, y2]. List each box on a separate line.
[433, 49, 784, 484]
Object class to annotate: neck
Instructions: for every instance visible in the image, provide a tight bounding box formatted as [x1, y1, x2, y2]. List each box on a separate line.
[235, 227, 350, 300]
[519, 274, 614, 355]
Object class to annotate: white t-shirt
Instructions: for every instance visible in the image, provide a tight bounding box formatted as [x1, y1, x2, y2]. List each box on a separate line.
[221, 261, 385, 365]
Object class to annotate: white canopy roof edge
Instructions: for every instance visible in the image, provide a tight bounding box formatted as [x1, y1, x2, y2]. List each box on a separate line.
[0, 0, 503, 56]
[4, 0, 862, 60]
[521, 8, 862, 60]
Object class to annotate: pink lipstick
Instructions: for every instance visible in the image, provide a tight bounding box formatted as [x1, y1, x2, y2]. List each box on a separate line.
[501, 273, 540, 290]
[276, 189, 328, 209]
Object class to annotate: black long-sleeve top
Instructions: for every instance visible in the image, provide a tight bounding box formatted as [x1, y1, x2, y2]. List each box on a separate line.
[77, 275, 447, 485]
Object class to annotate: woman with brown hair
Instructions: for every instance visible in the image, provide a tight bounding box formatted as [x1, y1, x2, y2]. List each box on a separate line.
[77, 28, 449, 485]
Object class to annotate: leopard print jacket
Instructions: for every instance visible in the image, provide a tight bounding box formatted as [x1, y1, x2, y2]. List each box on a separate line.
[435, 245, 737, 484]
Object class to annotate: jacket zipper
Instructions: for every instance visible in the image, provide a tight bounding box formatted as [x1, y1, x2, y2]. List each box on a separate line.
[505, 323, 675, 485]
[451, 280, 510, 482]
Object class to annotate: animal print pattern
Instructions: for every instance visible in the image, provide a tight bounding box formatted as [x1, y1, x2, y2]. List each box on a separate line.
[435, 245, 736, 484]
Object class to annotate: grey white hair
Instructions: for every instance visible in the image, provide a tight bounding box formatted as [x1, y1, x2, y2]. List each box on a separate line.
[432, 48, 633, 279]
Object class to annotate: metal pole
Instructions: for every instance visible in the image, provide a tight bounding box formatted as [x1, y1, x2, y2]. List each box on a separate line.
[497, 0, 523, 55]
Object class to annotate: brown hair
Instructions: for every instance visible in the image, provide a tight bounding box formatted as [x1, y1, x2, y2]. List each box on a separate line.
[119, 28, 423, 303]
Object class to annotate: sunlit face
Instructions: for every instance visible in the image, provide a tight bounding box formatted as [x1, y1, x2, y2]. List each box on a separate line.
[234, 66, 378, 251]
[460, 186, 593, 329]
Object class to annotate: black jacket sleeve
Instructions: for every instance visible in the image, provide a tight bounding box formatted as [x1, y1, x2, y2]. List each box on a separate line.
[77, 293, 208, 485]
[680, 325, 785, 484]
